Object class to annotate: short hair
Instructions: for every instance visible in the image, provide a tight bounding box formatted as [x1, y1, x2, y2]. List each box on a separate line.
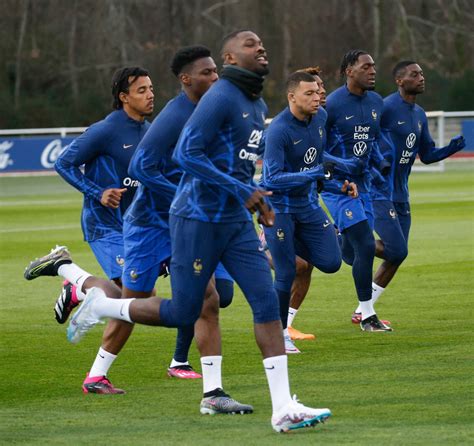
[170, 45, 212, 77]
[220, 29, 252, 56]
[286, 71, 317, 93]
[111, 67, 149, 110]
[339, 50, 369, 76]
[298, 66, 322, 77]
[392, 60, 418, 79]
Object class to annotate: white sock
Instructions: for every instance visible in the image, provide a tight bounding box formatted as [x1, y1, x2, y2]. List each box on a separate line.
[170, 359, 189, 368]
[57, 263, 91, 293]
[75, 286, 87, 302]
[354, 304, 362, 314]
[89, 347, 117, 378]
[287, 307, 298, 327]
[201, 356, 222, 394]
[359, 300, 376, 320]
[283, 328, 289, 338]
[91, 290, 134, 323]
[263, 355, 292, 413]
[371, 282, 385, 305]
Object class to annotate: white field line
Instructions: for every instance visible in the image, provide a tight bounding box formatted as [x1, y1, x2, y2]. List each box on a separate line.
[0, 224, 79, 234]
[0, 199, 80, 206]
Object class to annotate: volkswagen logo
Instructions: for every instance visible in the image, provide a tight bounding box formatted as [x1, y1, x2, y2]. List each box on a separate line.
[353, 141, 367, 157]
[303, 147, 317, 164]
[406, 133, 416, 149]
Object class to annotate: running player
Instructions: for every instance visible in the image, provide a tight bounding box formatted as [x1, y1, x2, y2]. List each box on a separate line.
[320, 50, 393, 332]
[52, 67, 153, 324]
[81, 46, 223, 391]
[262, 71, 358, 353]
[366, 61, 466, 315]
[63, 30, 332, 433]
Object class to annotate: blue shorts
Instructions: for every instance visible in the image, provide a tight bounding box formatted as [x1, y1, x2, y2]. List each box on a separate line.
[159, 216, 279, 327]
[88, 231, 125, 280]
[321, 192, 374, 232]
[264, 207, 341, 292]
[215, 263, 233, 281]
[122, 222, 171, 292]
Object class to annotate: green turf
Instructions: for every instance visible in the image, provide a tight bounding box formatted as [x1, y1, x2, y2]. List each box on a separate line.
[0, 162, 473, 445]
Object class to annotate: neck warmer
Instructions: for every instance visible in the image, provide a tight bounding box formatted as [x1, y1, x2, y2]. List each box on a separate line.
[221, 65, 265, 100]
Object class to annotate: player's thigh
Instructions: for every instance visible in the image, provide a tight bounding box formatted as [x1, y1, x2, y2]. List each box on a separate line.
[169, 216, 223, 311]
[394, 202, 412, 242]
[264, 213, 297, 279]
[373, 200, 407, 259]
[122, 222, 171, 293]
[88, 231, 124, 281]
[295, 208, 341, 273]
[221, 222, 279, 324]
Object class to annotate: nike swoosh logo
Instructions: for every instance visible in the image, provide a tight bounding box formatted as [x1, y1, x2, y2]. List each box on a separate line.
[265, 366, 275, 370]
[75, 275, 84, 285]
[120, 304, 125, 317]
[123, 144, 133, 149]
[397, 121, 405, 125]
[323, 221, 331, 228]
[98, 354, 105, 359]
[242, 113, 250, 118]
[202, 362, 214, 366]
[345, 115, 354, 120]
[293, 139, 303, 145]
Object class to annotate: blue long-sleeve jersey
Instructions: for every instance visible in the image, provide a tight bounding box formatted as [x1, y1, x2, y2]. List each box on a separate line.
[371, 92, 462, 203]
[125, 92, 195, 228]
[262, 107, 327, 213]
[324, 85, 385, 194]
[55, 109, 149, 241]
[170, 79, 267, 223]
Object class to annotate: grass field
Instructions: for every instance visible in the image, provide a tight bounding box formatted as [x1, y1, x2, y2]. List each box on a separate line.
[0, 161, 473, 445]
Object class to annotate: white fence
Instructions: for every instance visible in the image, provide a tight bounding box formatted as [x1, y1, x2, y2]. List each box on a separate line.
[419, 111, 474, 172]
[0, 111, 472, 175]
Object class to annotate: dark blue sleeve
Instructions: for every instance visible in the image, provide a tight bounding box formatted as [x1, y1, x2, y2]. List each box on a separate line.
[322, 151, 364, 175]
[54, 124, 107, 201]
[173, 93, 255, 205]
[128, 114, 178, 201]
[263, 124, 326, 191]
[418, 115, 462, 164]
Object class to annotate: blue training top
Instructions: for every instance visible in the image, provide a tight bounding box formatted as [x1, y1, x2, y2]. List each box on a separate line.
[55, 109, 150, 241]
[262, 107, 327, 213]
[371, 92, 462, 203]
[324, 84, 385, 194]
[170, 78, 268, 223]
[125, 92, 195, 228]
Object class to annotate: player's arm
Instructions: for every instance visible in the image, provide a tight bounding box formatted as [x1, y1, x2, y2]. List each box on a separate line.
[418, 115, 466, 164]
[127, 117, 178, 202]
[55, 125, 111, 203]
[172, 94, 256, 205]
[262, 126, 328, 191]
[322, 151, 365, 175]
[370, 138, 391, 176]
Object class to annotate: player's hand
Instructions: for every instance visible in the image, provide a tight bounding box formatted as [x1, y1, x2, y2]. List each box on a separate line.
[449, 135, 466, 151]
[341, 180, 358, 198]
[100, 188, 127, 208]
[316, 179, 324, 193]
[257, 204, 275, 227]
[245, 190, 274, 227]
[322, 162, 336, 180]
[245, 189, 271, 213]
